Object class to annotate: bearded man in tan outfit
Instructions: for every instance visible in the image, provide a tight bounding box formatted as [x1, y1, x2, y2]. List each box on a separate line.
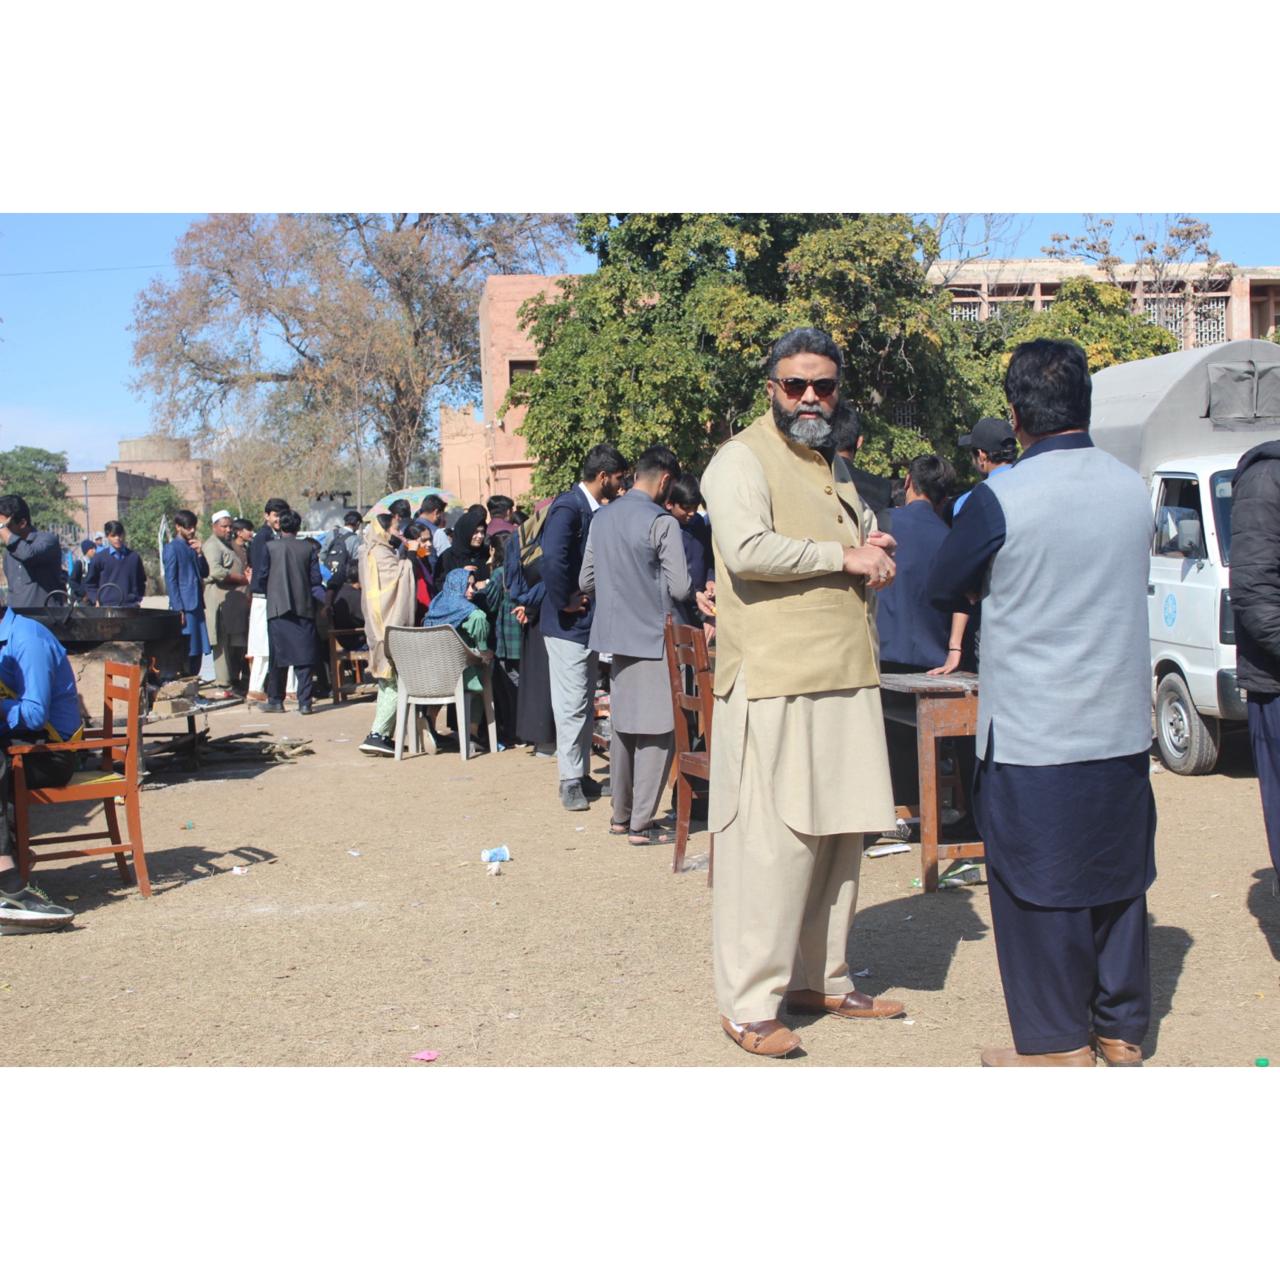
[701, 327, 904, 1058]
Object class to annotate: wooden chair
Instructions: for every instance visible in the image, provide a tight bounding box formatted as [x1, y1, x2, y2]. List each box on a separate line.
[384, 625, 497, 762]
[329, 628, 371, 703]
[663, 615, 714, 881]
[8, 660, 150, 895]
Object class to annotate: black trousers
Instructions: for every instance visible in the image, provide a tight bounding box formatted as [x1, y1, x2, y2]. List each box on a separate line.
[987, 867, 1151, 1054]
[1248, 692, 1280, 880]
[0, 750, 77, 861]
[268, 662, 313, 706]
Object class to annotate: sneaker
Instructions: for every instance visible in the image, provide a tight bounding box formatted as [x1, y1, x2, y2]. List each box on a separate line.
[359, 733, 395, 757]
[0, 881, 75, 925]
[262, 700, 285, 714]
[560, 779, 589, 812]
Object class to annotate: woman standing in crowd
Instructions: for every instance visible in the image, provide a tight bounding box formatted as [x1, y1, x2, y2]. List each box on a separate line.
[357, 500, 415, 756]
[506, 503, 556, 757]
[432, 505, 488, 594]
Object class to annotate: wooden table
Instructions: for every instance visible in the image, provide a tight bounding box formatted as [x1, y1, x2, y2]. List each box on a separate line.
[880, 671, 984, 893]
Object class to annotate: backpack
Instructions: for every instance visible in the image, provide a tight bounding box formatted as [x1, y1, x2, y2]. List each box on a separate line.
[321, 527, 358, 587]
[518, 502, 554, 587]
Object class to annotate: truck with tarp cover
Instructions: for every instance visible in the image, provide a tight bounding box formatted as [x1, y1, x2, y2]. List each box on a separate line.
[1091, 338, 1280, 773]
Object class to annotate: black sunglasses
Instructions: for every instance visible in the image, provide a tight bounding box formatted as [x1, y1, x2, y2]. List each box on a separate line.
[773, 376, 839, 398]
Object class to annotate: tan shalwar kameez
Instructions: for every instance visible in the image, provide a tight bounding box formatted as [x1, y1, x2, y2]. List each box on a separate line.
[702, 434, 895, 1025]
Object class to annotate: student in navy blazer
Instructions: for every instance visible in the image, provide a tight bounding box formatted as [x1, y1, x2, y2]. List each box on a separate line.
[163, 509, 211, 675]
[540, 442, 628, 812]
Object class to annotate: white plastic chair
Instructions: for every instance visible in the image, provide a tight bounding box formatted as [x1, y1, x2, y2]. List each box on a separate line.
[384, 625, 497, 762]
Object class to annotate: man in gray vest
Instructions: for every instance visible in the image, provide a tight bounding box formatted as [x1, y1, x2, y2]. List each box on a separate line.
[929, 338, 1157, 1067]
[579, 445, 691, 845]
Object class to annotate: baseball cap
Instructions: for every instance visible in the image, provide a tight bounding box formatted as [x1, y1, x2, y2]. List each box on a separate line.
[958, 417, 1016, 454]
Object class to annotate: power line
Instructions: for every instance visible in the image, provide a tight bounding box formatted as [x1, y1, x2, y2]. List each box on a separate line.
[0, 263, 168, 278]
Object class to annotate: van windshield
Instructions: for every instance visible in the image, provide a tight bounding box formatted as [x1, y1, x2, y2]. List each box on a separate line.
[1212, 471, 1234, 565]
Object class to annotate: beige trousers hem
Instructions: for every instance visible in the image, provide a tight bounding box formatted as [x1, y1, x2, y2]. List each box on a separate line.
[712, 722, 866, 1025]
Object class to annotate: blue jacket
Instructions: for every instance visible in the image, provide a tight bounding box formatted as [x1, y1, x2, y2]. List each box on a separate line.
[162, 537, 208, 614]
[0, 609, 82, 740]
[875, 500, 953, 670]
[539, 486, 596, 645]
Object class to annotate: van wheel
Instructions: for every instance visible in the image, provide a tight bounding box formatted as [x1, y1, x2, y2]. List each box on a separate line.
[1155, 672, 1220, 775]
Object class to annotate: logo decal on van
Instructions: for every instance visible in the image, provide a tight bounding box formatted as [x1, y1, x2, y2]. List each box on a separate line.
[1163, 593, 1177, 628]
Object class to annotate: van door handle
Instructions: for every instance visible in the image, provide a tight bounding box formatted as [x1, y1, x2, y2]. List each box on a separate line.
[1147, 583, 1155, 595]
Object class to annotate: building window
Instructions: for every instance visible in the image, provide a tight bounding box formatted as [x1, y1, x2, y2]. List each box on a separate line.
[950, 301, 980, 323]
[889, 403, 918, 428]
[987, 300, 1029, 320]
[1144, 295, 1185, 342]
[508, 360, 537, 385]
[1194, 296, 1227, 347]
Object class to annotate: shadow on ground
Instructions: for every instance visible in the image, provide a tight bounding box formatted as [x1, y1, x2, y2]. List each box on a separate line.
[845, 883, 988, 997]
[1247, 867, 1280, 963]
[1145, 918, 1193, 1060]
[32, 843, 279, 916]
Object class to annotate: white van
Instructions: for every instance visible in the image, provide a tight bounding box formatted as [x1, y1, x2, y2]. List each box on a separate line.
[1092, 339, 1280, 774]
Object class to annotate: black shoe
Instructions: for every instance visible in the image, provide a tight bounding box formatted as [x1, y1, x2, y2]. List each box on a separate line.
[0, 881, 75, 925]
[298, 703, 313, 716]
[359, 732, 395, 757]
[580, 775, 611, 799]
[262, 700, 285, 714]
[560, 779, 589, 812]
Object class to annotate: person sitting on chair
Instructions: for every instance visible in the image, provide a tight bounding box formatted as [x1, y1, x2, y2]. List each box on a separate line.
[424, 567, 492, 750]
[0, 604, 81, 927]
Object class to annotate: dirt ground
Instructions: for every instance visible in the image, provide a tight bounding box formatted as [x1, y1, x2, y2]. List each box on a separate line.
[1, 693, 1276, 1067]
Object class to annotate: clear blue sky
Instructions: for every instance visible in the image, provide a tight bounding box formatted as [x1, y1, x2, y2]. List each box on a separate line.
[3, 213, 1279, 473]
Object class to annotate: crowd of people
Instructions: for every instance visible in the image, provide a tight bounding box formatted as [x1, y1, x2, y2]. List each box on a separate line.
[4, 323, 1280, 1071]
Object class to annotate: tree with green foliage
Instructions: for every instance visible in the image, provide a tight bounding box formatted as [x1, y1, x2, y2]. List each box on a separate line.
[997, 276, 1180, 371]
[0, 446, 73, 531]
[507, 214, 974, 494]
[118, 483, 185, 595]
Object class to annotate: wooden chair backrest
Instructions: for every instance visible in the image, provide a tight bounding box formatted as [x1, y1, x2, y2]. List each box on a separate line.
[663, 615, 714, 758]
[101, 661, 142, 785]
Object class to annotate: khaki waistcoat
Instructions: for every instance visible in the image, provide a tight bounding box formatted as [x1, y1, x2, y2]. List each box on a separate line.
[713, 413, 878, 699]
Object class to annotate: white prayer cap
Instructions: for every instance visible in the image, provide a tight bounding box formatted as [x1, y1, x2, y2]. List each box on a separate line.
[211, 509, 232, 522]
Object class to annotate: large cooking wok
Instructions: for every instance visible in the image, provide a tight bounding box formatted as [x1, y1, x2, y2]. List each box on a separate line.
[11, 603, 185, 653]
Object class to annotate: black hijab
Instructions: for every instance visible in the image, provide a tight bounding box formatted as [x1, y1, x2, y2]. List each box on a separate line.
[433, 508, 488, 594]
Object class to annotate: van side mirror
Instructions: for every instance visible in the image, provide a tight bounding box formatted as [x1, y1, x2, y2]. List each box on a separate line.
[1176, 517, 1204, 558]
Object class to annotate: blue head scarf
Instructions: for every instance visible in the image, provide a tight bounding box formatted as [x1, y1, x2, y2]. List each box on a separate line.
[425, 567, 479, 630]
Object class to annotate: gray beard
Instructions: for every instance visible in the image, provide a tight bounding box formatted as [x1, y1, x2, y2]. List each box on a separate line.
[773, 398, 834, 449]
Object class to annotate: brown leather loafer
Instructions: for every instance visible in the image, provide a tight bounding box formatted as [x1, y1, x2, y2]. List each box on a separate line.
[1093, 1034, 1143, 1067]
[720, 1016, 802, 1058]
[786, 989, 905, 1019]
[980, 1045, 1096, 1067]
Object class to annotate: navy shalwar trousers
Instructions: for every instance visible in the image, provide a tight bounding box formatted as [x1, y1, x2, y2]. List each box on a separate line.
[986, 869, 1151, 1054]
[1247, 692, 1280, 881]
